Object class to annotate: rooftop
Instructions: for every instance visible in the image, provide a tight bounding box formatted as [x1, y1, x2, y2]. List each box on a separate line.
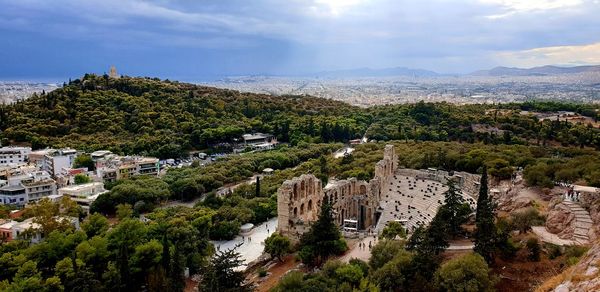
[242, 133, 271, 141]
[91, 150, 112, 157]
[59, 182, 104, 192]
[0, 184, 25, 192]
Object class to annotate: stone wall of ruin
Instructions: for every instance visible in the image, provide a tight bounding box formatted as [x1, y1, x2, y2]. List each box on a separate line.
[277, 145, 397, 239]
[276, 174, 323, 240]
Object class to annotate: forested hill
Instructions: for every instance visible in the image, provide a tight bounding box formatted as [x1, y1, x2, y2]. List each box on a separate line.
[0, 74, 369, 158]
[2, 74, 600, 158]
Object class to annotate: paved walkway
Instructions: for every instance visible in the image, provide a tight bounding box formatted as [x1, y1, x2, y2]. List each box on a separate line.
[211, 217, 278, 269]
[532, 226, 579, 246]
[447, 243, 474, 250]
[340, 235, 379, 262]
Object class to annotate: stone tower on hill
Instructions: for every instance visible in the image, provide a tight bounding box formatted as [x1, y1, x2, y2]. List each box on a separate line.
[109, 65, 119, 78]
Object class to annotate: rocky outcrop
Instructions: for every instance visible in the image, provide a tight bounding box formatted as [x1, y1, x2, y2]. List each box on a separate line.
[546, 202, 576, 237]
[543, 242, 600, 292]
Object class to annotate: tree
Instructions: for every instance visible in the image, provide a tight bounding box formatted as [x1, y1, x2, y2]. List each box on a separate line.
[474, 167, 497, 263]
[106, 218, 147, 290]
[523, 162, 554, 188]
[369, 239, 406, 270]
[74, 154, 95, 171]
[379, 221, 406, 240]
[434, 253, 495, 292]
[200, 246, 252, 292]
[298, 202, 347, 266]
[371, 249, 413, 291]
[255, 176, 260, 197]
[81, 213, 109, 238]
[423, 207, 450, 255]
[487, 158, 514, 180]
[526, 238, 541, 261]
[24, 198, 79, 238]
[510, 207, 544, 234]
[130, 239, 165, 289]
[116, 204, 134, 220]
[74, 174, 92, 185]
[264, 232, 291, 261]
[334, 263, 364, 287]
[442, 180, 471, 237]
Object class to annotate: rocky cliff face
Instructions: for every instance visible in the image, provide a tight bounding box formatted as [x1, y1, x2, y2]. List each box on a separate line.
[546, 201, 576, 239]
[548, 242, 600, 292]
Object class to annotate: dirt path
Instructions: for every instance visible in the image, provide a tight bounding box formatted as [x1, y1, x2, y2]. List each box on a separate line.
[252, 255, 300, 292]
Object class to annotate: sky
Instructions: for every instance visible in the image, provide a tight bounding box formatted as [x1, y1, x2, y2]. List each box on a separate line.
[1, 0, 599, 80]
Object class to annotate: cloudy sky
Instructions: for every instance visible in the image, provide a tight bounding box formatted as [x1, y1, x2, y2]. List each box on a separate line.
[1, 0, 599, 80]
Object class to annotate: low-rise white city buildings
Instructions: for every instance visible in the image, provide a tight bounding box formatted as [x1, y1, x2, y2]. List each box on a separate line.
[58, 182, 108, 212]
[0, 216, 80, 243]
[0, 146, 31, 166]
[95, 154, 160, 183]
[29, 148, 78, 178]
[0, 171, 57, 205]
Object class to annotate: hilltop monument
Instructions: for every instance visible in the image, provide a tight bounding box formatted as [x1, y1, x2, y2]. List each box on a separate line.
[109, 65, 119, 78]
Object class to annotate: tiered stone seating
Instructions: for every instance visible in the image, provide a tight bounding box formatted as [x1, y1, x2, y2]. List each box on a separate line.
[376, 171, 476, 233]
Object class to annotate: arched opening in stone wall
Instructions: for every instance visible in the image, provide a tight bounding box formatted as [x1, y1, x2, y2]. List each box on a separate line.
[300, 203, 305, 215]
[293, 207, 298, 217]
[360, 185, 367, 195]
[293, 184, 298, 200]
[308, 200, 313, 211]
[301, 181, 306, 198]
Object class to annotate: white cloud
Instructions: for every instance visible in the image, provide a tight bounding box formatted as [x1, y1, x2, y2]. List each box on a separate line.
[311, 0, 366, 16]
[481, 0, 583, 18]
[495, 42, 600, 67]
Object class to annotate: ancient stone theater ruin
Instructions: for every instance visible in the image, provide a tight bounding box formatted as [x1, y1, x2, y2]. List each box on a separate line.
[276, 145, 397, 240]
[276, 144, 480, 240]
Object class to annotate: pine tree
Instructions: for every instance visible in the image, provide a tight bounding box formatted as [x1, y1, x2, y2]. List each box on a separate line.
[201, 245, 252, 292]
[474, 166, 496, 263]
[443, 180, 471, 237]
[298, 202, 347, 266]
[255, 176, 260, 197]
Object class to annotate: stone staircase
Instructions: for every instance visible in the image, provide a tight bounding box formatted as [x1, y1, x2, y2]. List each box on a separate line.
[562, 201, 594, 244]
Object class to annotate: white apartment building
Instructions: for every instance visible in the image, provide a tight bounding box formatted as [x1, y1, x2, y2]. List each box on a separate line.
[58, 182, 108, 212]
[29, 148, 78, 178]
[0, 171, 57, 205]
[0, 146, 31, 166]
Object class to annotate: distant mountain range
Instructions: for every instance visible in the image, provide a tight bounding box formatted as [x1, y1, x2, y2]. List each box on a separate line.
[302, 64, 600, 78]
[470, 65, 600, 76]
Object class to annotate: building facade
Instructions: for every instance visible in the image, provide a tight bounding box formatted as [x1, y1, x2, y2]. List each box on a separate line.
[58, 182, 108, 212]
[0, 171, 57, 205]
[0, 146, 31, 166]
[95, 155, 160, 183]
[277, 145, 398, 241]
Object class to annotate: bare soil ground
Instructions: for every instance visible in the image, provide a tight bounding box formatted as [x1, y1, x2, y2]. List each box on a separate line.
[250, 255, 300, 292]
[493, 233, 573, 292]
